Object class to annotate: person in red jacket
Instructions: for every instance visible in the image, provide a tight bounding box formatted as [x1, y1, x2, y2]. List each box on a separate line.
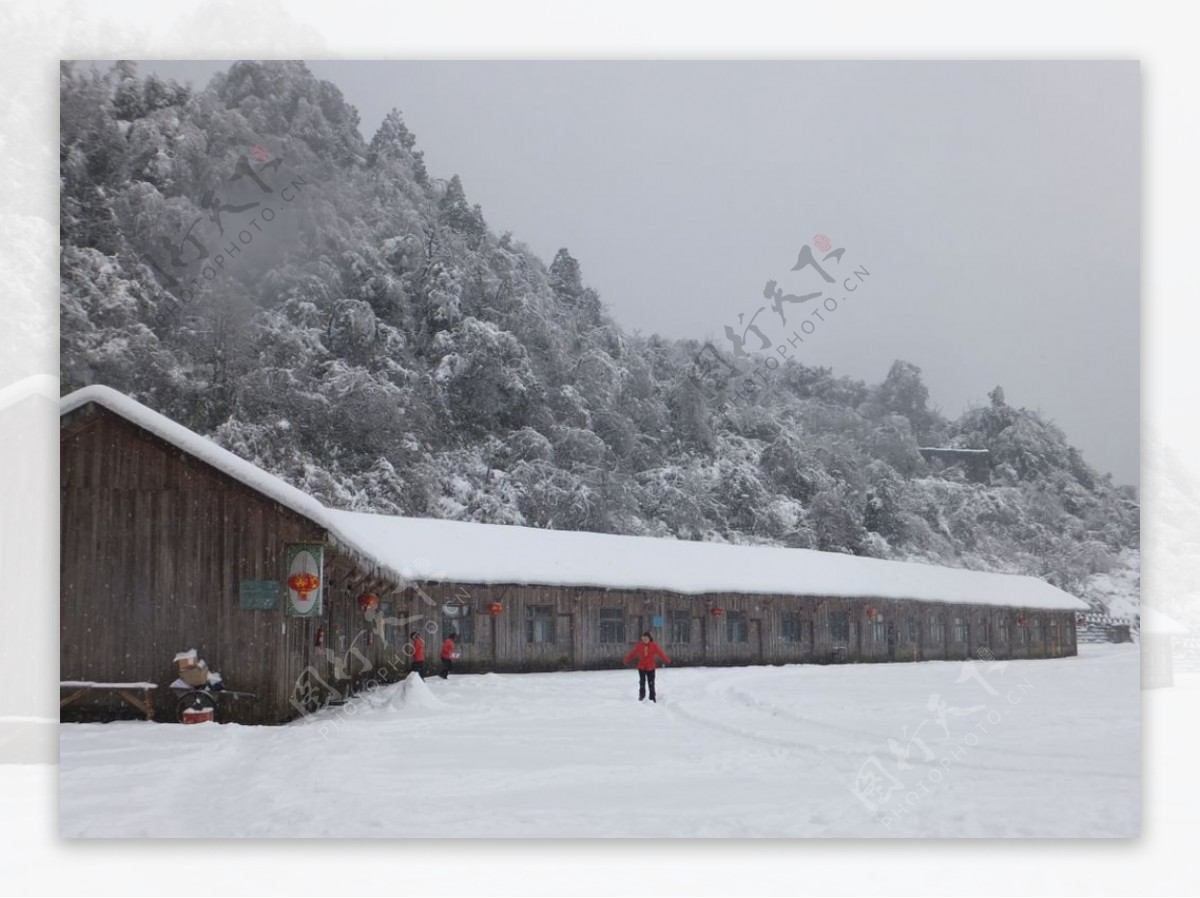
[409, 632, 426, 678]
[438, 632, 458, 679]
[623, 631, 670, 702]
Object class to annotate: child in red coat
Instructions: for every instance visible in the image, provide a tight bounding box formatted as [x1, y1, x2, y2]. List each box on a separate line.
[439, 633, 458, 679]
[623, 631, 670, 702]
[409, 632, 426, 678]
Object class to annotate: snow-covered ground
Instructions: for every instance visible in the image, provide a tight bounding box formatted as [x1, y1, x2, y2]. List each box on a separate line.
[58, 645, 1139, 838]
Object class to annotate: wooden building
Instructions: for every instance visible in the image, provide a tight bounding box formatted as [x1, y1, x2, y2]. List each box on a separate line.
[61, 387, 1085, 725]
[60, 387, 404, 724]
[330, 511, 1082, 673]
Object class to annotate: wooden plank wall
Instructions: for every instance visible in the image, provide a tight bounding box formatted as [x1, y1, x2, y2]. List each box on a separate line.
[60, 407, 328, 724]
[303, 551, 410, 705]
[389, 582, 1078, 674]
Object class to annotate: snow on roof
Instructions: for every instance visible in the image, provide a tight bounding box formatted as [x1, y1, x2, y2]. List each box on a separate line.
[60, 385, 408, 585]
[63, 385, 329, 521]
[327, 510, 1085, 610]
[62, 385, 1086, 611]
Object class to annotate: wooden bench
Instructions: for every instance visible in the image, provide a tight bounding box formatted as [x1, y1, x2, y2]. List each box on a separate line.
[60, 681, 157, 721]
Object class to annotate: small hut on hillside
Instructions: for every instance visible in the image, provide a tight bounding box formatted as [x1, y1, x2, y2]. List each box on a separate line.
[61, 387, 1086, 724]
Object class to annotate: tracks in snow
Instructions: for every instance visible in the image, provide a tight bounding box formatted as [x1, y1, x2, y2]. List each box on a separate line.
[665, 670, 1136, 782]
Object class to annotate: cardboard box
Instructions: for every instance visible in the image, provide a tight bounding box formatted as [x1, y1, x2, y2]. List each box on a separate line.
[179, 660, 209, 687]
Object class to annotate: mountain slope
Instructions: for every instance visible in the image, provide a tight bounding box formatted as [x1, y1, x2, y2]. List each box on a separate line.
[59, 60, 1139, 609]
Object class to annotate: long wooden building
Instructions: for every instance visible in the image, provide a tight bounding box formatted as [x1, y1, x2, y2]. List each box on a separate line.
[61, 386, 1085, 725]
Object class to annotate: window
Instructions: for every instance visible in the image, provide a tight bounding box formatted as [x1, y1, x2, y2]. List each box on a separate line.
[782, 614, 801, 643]
[669, 610, 691, 644]
[781, 613, 812, 646]
[1018, 623, 1030, 644]
[1032, 619, 1044, 643]
[928, 615, 945, 645]
[830, 612, 850, 644]
[442, 603, 474, 644]
[1048, 621, 1059, 645]
[999, 620, 1010, 643]
[907, 618, 919, 643]
[525, 605, 555, 644]
[872, 618, 886, 643]
[598, 608, 625, 644]
[953, 617, 968, 643]
[726, 610, 749, 643]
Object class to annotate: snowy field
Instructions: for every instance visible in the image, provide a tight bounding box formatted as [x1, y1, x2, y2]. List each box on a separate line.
[58, 645, 1139, 838]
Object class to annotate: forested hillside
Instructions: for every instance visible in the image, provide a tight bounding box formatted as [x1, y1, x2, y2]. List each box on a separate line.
[59, 60, 1139, 609]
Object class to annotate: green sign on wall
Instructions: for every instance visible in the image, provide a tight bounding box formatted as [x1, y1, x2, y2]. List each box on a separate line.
[239, 580, 280, 611]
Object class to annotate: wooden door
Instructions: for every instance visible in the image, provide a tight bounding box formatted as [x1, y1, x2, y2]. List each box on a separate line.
[829, 611, 850, 662]
[557, 613, 576, 668]
[751, 618, 764, 664]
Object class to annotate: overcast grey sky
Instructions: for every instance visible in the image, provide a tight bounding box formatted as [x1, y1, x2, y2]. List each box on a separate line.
[126, 60, 1139, 484]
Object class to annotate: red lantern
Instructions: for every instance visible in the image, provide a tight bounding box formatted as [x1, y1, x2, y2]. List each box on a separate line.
[1017, 616, 1028, 627]
[866, 607, 878, 620]
[710, 607, 725, 618]
[314, 624, 325, 648]
[487, 602, 504, 616]
[357, 593, 380, 613]
[288, 571, 320, 601]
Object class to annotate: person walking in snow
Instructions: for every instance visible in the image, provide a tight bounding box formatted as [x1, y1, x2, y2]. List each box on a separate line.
[623, 631, 670, 702]
[409, 631, 426, 678]
[438, 632, 458, 680]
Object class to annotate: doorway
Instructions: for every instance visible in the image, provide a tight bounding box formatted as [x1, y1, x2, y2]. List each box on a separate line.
[557, 613, 576, 668]
[751, 618, 765, 664]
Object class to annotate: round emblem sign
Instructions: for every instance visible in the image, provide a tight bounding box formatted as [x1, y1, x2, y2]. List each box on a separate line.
[286, 547, 322, 616]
